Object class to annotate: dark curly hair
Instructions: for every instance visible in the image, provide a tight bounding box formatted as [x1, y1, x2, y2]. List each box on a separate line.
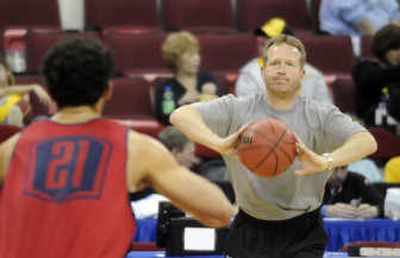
[42, 37, 114, 108]
[372, 24, 400, 64]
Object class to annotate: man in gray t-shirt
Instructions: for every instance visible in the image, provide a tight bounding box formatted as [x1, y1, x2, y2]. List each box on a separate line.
[171, 35, 377, 258]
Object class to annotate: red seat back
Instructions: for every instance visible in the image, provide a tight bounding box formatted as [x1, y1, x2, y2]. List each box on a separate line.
[332, 75, 356, 114]
[238, 0, 312, 34]
[103, 31, 167, 75]
[299, 35, 355, 75]
[86, 0, 159, 31]
[26, 29, 99, 73]
[163, 0, 235, 33]
[104, 77, 154, 120]
[198, 34, 257, 73]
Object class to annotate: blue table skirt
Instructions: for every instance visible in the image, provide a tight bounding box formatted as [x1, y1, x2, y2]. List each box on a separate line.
[126, 251, 348, 258]
[135, 218, 400, 252]
[323, 218, 400, 251]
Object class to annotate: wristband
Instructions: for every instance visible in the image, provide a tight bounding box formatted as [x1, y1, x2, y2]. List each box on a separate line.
[322, 152, 334, 170]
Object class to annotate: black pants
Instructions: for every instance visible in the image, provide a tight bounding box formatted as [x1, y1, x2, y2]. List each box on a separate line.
[225, 209, 327, 258]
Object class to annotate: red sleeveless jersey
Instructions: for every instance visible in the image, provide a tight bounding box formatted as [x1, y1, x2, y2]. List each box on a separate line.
[0, 118, 136, 258]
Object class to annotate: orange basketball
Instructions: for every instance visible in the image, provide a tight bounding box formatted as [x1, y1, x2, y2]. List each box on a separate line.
[238, 119, 297, 177]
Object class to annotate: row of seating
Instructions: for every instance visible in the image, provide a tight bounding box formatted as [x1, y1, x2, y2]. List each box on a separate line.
[3, 28, 375, 78]
[0, 0, 323, 34]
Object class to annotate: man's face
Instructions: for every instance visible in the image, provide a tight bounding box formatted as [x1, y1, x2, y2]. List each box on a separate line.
[262, 43, 304, 97]
[386, 48, 400, 66]
[173, 142, 196, 168]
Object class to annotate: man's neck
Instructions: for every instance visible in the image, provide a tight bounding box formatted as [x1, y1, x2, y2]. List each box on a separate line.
[266, 93, 298, 111]
[51, 106, 101, 124]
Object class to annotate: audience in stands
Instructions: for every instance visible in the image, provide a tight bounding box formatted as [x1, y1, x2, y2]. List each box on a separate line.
[235, 18, 332, 103]
[155, 31, 223, 124]
[384, 156, 400, 183]
[352, 24, 400, 128]
[158, 126, 198, 169]
[319, 0, 400, 36]
[0, 59, 52, 127]
[322, 165, 384, 218]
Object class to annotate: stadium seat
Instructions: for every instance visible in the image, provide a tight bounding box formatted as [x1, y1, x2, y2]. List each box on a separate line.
[361, 36, 374, 59]
[26, 29, 99, 73]
[299, 35, 355, 76]
[162, 0, 236, 33]
[103, 31, 168, 76]
[103, 77, 163, 137]
[331, 75, 356, 114]
[0, 125, 21, 143]
[238, 0, 312, 34]
[197, 34, 257, 73]
[6, 0, 59, 27]
[310, 0, 323, 34]
[86, 0, 159, 33]
[368, 127, 400, 160]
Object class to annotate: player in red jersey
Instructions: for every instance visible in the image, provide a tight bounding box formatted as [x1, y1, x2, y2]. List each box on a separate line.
[0, 38, 234, 258]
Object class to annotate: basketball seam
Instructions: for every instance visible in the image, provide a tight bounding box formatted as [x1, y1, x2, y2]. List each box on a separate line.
[251, 128, 287, 173]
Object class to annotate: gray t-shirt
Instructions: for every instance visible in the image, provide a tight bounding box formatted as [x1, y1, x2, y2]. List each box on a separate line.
[192, 94, 365, 220]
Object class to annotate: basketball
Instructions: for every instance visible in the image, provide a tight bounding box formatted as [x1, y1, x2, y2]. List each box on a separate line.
[238, 119, 297, 177]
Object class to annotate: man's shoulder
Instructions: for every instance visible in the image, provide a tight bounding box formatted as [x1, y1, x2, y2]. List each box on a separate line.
[301, 96, 336, 111]
[240, 58, 260, 72]
[304, 63, 324, 77]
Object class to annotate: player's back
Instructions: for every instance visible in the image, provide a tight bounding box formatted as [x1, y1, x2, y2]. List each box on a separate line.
[0, 118, 135, 258]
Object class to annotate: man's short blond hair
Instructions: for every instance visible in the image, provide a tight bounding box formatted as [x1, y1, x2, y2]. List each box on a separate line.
[262, 35, 306, 67]
[162, 31, 199, 71]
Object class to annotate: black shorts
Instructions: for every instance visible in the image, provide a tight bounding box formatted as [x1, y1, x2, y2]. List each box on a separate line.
[225, 208, 327, 258]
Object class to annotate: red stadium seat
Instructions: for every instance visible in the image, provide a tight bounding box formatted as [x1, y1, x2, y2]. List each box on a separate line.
[368, 127, 400, 160]
[331, 75, 356, 114]
[103, 77, 163, 137]
[310, 0, 322, 33]
[26, 29, 99, 73]
[361, 36, 374, 59]
[86, 0, 159, 33]
[162, 0, 236, 33]
[103, 31, 168, 76]
[299, 35, 355, 76]
[6, 0, 59, 27]
[197, 34, 257, 73]
[238, 0, 312, 35]
[0, 125, 21, 143]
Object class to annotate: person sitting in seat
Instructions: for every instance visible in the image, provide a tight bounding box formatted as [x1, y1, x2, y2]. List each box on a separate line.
[322, 165, 384, 218]
[155, 31, 223, 124]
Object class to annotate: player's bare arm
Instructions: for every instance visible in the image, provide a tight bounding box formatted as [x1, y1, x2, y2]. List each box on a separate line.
[127, 130, 234, 228]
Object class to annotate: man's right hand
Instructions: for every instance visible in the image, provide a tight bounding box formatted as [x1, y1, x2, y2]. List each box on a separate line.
[327, 203, 358, 218]
[214, 124, 248, 155]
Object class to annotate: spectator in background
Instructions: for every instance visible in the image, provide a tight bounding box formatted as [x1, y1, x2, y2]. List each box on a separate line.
[130, 126, 197, 202]
[158, 126, 197, 169]
[155, 31, 224, 124]
[319, 0, 400, 36]
[352, 24, 400, 127]
[384, 156, 400, 183]
[235, 18, 332, 103]
[322, 165, 384, 218]
[0, 59, 52, 127]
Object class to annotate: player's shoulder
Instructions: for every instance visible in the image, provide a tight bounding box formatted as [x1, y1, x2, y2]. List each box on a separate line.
[128, 130, 166, 155]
